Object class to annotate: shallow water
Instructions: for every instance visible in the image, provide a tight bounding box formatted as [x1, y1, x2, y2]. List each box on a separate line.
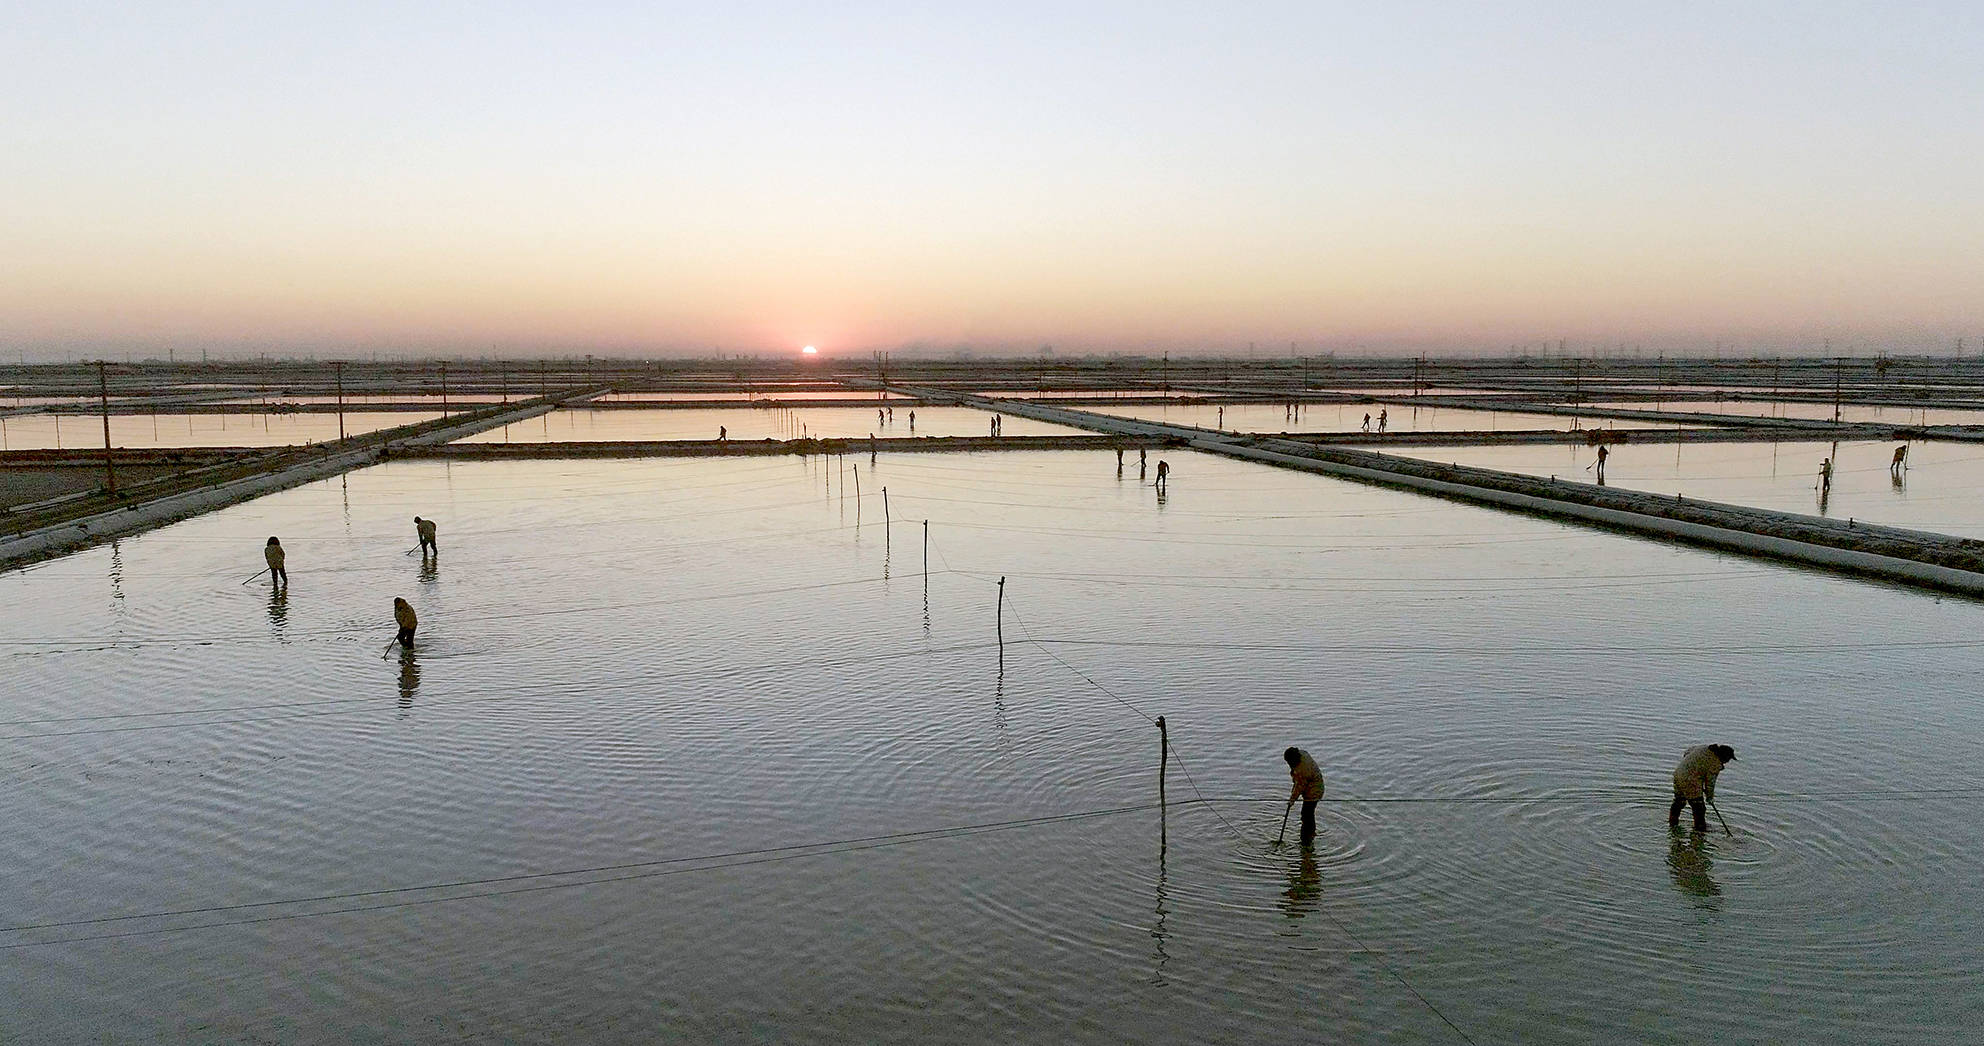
[1376, 439, 1984, 538]
[2, 452, 1982, 1043]
[1088, 401, 1677, 433]
[0, 411, 442, 450]
[1587, 399, 1984, 427]
[591, 390, 889, 402]
[455, 405, 1090, 443]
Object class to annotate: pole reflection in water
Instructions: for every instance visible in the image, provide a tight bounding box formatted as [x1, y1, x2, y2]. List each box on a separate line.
[105, 540, 126, 616]
[397, 647, 421, 716]
[1149, 844, 1171, 987]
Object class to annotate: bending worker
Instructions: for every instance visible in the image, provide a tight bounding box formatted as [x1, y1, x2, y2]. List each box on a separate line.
[1669, 744, 1736, 832]
[393, 597, 418, 650]
[1283, 746, 1326, 844]
[414, 515, 438, 555]
[263, 536, 287, 588]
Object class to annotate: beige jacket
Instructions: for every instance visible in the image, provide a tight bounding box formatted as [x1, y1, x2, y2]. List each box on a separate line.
[394, 600, 418, 631]
[264, 544, 285, 570]
[1672, 745, 1725, 801]
[1288, 749, 1325, 802]
[416, 519, 437, 543]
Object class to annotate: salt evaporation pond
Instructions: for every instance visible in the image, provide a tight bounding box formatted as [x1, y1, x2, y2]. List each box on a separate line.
[1088, 401, 1680, 433]
[0, 411, 441, 450]
[2, 451, 1981, 1043]
[456, 405, 1089, 443]
[1378, 439, 1984, 540]
[1580, 399, 1984, 427]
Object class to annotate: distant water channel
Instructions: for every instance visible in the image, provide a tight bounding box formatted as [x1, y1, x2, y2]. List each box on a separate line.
[1385, 438, 1984, 539]
[457, 405, 1088, 442]
[2, 451, 1980, 1042]
[0, 411, 440, 450]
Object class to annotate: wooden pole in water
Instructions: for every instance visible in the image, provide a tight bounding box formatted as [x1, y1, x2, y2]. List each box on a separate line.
[96, 359, 116, 494]
[923, 519, 929, 581]
[883, 487, 890, 528]
[996, 575, 1005, 650]
[334, 360, 347, 441]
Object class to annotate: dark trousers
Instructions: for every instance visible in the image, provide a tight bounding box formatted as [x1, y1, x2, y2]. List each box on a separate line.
[1300, 800, 1318, 842]
[270, 568, 286, 586]
[1669, 795, 1707, 830]
[397, 627, 415, 649]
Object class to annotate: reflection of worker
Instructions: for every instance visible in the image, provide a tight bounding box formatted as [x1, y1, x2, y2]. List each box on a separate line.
[1283, 747, 1326, 844]
[393, 597, 418, 649]
[414, 516, 438, 554]
[263, 536, 287, 588]
[1669, 744, 1736, 832]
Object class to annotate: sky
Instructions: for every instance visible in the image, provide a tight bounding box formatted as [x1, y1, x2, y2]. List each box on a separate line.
[2, 2, 1980, 359]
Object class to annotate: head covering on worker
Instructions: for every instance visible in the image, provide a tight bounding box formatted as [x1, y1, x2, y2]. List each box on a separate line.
[1284, 746, 1324, 802]
[1672, 744, 1735, 801]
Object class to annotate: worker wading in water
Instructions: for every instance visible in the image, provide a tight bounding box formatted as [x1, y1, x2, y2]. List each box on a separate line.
[264, 536, 287, 588]
[414, 516, 438, 555]
[1284, 747, 1326, 843]
[393, 597, 418, 650]
[1669, 744, 1736, 832]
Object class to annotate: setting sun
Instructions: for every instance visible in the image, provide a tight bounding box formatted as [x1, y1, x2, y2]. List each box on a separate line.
[801, 345, 817, 355]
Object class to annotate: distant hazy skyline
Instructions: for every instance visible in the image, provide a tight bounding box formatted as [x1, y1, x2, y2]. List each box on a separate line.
[4, 2, 1980, 360]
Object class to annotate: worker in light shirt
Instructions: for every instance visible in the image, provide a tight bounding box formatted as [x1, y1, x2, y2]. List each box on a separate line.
[1669, 744, 1736, 832]
[263, 536, 287, 588]
[1283, 746, 1326, 844]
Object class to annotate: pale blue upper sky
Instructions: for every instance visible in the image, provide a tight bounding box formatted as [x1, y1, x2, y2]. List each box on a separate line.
[3, 2, 1979, 357]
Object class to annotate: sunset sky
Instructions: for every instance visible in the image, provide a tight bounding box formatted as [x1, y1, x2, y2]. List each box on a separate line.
[3, 2, 1979, 359]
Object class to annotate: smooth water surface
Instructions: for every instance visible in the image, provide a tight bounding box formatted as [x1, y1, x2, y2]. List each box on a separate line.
[1377, 439, 1984, 538]
[2, 452, 1981, 1043]
[1584, 399, 1984, 427]
[456, 406, 1090, 443]
[0, 411, 441, 450]
[1088, 401, 1677, 433]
